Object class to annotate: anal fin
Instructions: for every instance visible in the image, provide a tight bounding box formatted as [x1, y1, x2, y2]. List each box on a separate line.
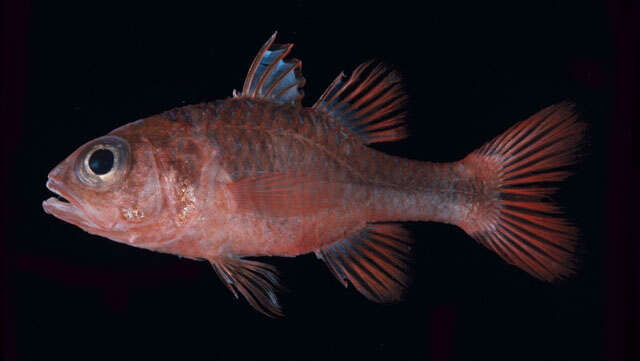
[315, 223, 414, 303]
[209, 256, 284, 318]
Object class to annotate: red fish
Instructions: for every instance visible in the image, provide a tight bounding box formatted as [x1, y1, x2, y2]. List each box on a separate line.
[43, 33, 585, 317]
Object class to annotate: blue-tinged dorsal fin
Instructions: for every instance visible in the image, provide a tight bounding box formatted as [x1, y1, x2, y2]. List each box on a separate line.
[312, 61, 408, 144]
[236, 32, 305, 107]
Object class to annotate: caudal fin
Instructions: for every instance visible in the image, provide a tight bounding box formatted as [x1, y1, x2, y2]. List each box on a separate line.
[461, 102, 586, 282]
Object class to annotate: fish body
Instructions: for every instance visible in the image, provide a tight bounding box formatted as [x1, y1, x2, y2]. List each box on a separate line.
[43, 33, 585, 316]
[117, 98, 477, 258]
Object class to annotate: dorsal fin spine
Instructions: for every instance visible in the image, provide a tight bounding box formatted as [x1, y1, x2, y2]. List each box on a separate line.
[270, 66, 301, 99]
[263, 58, 297, 97]
[239, 33, 305, 106]
[253, 44, 293, 97]
[242, 32, 277, 95]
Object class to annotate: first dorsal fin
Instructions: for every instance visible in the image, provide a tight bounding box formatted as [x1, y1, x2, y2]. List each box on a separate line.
[315, 223, 414, 303]
[312, 61, 408, 144]
[236, 32, 305, 106]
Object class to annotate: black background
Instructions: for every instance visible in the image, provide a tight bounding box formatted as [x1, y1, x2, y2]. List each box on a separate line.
[2, 0, 635, 360]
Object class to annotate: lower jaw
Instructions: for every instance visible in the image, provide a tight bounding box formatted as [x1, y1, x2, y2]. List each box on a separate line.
[43, 198, 99, 230]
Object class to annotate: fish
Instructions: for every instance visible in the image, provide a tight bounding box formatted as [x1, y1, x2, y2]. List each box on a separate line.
[43, 32, 585, 317]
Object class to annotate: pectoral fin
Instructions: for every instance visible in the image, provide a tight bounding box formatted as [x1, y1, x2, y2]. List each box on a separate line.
[227, 172, 343, 217]
[209, 256, 284, 318]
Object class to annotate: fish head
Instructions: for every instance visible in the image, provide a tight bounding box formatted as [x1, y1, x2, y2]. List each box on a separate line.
[42, 127, 168, 245]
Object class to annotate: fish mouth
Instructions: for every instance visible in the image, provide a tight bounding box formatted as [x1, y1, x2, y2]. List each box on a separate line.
[43, 179, 97, 229]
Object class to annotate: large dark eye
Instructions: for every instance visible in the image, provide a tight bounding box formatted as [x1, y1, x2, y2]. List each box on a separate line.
[75, 135, 130, 189]
[89, 149, 114, 175]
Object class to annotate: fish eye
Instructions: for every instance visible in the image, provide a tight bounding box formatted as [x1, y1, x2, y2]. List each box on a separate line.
[88, 149, 114, 175]
[75, 136, 130, 188]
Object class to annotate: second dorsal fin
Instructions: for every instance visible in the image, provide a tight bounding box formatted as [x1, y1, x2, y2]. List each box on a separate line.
[236, 32, 305, 106]
[312, 61, 408, 144]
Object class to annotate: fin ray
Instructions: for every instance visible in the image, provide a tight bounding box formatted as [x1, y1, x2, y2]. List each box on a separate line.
[312, 62, 408, 144]
[209, 257, 284, 318]
[462, 102, 585, 281]
[315, 223, 413, 303]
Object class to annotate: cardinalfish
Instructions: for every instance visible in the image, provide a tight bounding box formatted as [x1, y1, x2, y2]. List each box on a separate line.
[43, 33, 585, 317]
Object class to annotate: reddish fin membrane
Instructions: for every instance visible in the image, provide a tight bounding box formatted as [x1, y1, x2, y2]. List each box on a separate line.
[315, 223, 413, 303]
[312, 61, 408, 144]
[238, 32, 305, 106]
[209, 257, 284, 318]
[462, 102, 586, 282]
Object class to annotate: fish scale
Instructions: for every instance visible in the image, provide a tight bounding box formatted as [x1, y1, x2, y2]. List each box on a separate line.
[155, 98, 498, 252]
[198, 99, 361, 181]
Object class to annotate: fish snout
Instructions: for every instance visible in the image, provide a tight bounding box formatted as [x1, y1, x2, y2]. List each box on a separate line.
[47, 160, 70, 183]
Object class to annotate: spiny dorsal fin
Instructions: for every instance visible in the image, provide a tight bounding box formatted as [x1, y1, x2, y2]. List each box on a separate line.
[315, 223, 413, 303]
[236, 32, 305, 106]
[209, 256, 285, 318]
[312, 61, 408, 144]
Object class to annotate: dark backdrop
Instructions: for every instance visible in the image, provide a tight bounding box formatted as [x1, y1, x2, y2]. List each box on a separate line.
[2, 1, 635, 360]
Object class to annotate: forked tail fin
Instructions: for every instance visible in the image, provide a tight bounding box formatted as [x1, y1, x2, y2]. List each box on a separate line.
[461, 102, 586, 281]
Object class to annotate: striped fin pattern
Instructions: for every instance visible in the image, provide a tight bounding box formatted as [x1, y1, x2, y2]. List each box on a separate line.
[463, 102, 586, 281]
[312, 61, 408, 144]
[315, 223, 413, 303]
[237, 32, 305, 106]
